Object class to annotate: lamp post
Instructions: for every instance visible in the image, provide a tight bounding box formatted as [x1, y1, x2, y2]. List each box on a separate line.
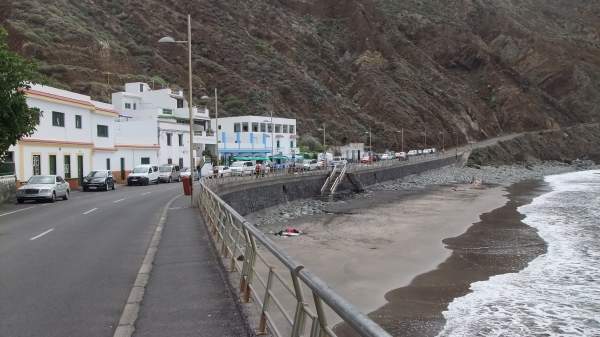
[317, 125, 326, 168]
[395, 128, 404, 153]
[365, 127, 372, 162]
[214, 88, 219, 166]
[159, 14, 196, 205]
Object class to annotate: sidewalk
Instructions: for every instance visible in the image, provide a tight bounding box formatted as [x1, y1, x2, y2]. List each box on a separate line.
[133, 196, 252, 337]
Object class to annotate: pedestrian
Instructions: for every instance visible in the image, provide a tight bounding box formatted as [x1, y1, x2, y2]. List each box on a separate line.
[255, 162, 261, 178]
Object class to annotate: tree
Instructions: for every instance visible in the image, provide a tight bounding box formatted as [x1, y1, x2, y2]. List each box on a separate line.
[0, 28, 41, 157]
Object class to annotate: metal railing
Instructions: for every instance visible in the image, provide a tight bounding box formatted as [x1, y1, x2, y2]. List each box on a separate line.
[330, 163, 347, 195]
[196, 182, 392, 337]
[320, 165, 338, 195]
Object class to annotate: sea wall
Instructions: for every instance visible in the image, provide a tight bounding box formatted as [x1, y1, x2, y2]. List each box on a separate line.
[0, 175, 16, 205]
[212, 156, 459, 216]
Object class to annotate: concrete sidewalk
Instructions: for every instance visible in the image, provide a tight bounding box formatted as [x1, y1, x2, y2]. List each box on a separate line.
[134, 196, 252, 337]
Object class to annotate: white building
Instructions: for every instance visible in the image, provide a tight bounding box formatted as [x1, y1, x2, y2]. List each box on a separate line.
[212, 115, 298, 163]
[112, 82, 216, 169]
[8, 84, 159, 186]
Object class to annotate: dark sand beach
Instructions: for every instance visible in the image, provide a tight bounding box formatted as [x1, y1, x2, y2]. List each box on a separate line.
[334, 180, 550, 337]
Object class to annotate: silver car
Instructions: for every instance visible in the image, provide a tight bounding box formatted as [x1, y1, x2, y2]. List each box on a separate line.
[16, 175, 71, 203]
[158, 164, 181, 183]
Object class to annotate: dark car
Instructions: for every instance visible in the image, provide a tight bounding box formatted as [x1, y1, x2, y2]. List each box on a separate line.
[82, 170, 115, 191]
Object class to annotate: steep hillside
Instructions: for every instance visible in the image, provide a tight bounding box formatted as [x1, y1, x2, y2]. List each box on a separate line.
[2, 0, 599, 150]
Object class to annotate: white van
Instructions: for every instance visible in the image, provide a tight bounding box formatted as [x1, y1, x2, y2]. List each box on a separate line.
[230, 161, 255, 176]
[127, 165, 160, 185]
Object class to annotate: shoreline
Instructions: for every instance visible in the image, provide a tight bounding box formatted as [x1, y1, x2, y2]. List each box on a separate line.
[334, 179, 551, 337]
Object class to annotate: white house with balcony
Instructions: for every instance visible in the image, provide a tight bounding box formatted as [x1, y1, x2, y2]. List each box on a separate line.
[111, 82, 216, 169]
[212, 116, 298, 164]
[7, 84, 159, 186]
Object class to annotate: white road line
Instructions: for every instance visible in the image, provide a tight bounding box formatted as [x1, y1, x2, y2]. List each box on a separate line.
[0, 206, 36, 217]
[113, 198, 126, 203]
[30, 228, 54, 241]
[83, 208, 98, 215]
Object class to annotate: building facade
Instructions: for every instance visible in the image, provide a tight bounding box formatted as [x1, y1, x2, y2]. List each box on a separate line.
[7, 84, 160, 186]
[112, 82, 216, 169]
[212, 116, 298, 163]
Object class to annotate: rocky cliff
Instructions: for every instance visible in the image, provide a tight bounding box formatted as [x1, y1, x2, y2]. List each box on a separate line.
[2, 0, 599, 150]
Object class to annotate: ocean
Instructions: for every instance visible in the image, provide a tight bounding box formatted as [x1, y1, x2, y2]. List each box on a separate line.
[437, 170, 600, 337]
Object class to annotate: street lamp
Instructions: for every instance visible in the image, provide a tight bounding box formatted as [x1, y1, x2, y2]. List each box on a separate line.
[365, 127, 372, 161]
[395, 128, 404, 153]
[159, 14, 196, 205]
[317, 125, 326, 168]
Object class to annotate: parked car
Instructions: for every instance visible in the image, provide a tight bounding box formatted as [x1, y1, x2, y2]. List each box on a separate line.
[180, 167, 199, 181]
[230, 161, 255, 176]
[127, 165, 159, 185]
[395, 152, 407, 159]
[303, 159, 320, 171]
[330, 156, 348, 167]
[82, 170, 115, 191]
[158, 164, 181, 183]
[212, 166, 232, 177]
[407, 150, 418, 156]
[16, 175, 70, 203]
[380, 153, 391, 160]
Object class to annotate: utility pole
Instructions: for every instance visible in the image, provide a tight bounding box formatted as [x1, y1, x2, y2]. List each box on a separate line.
[424, 130, 427, 149]
[215, 88, 219, 166]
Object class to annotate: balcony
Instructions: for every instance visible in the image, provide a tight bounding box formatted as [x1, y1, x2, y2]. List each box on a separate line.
[193, 130, 217, 145]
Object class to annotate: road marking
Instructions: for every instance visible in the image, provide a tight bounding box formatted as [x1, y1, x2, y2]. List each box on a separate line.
[83, 208, 98, 215]
[141, 192, 151, 196]
[0, 206, 36, 217]
[30, 228, 54, 241]
[113, 198, 126, 203]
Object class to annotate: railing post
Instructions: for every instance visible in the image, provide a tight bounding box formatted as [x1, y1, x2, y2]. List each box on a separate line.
[291, 267, 307, 337]
[313, 292, 328, 337]
[244, 231, 258, 303]
[240, 227, 252, 294]
[258, 267, 275, 334]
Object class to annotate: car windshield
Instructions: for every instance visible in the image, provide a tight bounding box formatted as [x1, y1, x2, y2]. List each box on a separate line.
[28, 176, 54, 184]
[88, 171, 107, 177]
[159, 166, 172, 172]
[133, 167, 149, 173]
[231, 162, 244, 167]
[181, 168, 190, 172]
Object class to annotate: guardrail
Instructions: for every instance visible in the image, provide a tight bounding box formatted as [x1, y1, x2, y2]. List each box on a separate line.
[196, 182, 393, 337]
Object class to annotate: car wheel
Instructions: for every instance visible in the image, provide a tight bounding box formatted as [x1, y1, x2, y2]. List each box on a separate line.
[17, 198, 24, 204]
[105, 182, 109, 191]
[63, 190, 69, 200]
[49, 192, 56, 203]
[83, 186, 88, 192]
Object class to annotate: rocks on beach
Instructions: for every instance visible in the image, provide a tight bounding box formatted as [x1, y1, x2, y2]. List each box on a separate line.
[253, 161, 597, 231]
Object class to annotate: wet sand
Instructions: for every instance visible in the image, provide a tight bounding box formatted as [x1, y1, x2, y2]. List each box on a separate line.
[334, 180, 549, 337]
[256, 184, 511, 323]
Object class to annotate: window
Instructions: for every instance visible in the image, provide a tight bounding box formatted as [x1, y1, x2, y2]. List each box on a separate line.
[275, 124, 282, 133]
[97, 125, 109, 137]
[133, 103, 137, 110]
[260, 123, 266, 132]
[177, 99, 184, 108]
[162, 108, 173, 115]
[290, 141, 294, 148]
[106, 158, 111, 170]
[64, 155, 71, 179]
[141, 157, 150, 165]
[75, 115, 82, 129]
[167, 158, 173, 164]
[178, 134, 183, 146]
[283, 125, 288, 133]
[49, 155, 56, 175]
[234, 123, 241, 132]
[32, 155, 41, 175]
[166, 133, 172, 146]
[290, 125, 295, 134]
[276, 140, 281, 148]
[125, 103, 132, 109]
[140, 83, 144, 92]
[242, 122, 249, 132]
[252, 122, 259, 132]
[178, 158, 183, 168]
[218, 124, 221, 130]
[52, 111, 65, 127]
[267, 123, 273, 133]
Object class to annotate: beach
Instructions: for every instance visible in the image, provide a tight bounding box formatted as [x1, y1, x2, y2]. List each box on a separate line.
[246, 163, 592, 336]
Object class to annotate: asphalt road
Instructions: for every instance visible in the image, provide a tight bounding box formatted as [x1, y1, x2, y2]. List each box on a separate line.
[0, 182, 185, 337]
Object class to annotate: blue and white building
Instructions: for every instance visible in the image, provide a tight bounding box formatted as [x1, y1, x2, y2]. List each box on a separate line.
[212, 116, 298, 163]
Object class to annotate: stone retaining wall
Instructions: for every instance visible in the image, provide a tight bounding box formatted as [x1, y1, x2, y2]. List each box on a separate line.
[212, 156, 458, 216]
[0, 175, 16, 205]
